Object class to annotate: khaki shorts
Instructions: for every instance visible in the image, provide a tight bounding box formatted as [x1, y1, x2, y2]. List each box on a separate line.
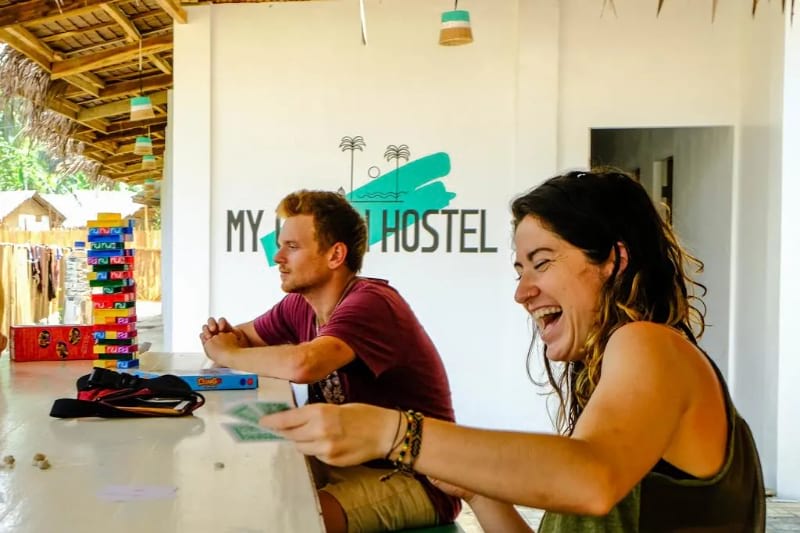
[309, 458, 437, 533]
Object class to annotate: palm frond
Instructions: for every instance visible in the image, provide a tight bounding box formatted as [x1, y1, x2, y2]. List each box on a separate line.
[0, 46, 107, 183]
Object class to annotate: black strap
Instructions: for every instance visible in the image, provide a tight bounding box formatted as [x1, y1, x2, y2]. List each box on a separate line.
[50, 367, 205, 419]
[50, 398, 148, 418]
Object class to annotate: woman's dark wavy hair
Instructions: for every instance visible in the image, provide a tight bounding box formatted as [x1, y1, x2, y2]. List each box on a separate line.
[511, 169, 707, 435]
[277, 190, 367, 273]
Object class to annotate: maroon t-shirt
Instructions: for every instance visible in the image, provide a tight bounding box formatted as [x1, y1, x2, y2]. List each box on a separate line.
[253, 277, 460, 523]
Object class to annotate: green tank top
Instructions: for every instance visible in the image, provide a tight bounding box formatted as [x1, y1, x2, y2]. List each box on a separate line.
[538, 362, 765, 532]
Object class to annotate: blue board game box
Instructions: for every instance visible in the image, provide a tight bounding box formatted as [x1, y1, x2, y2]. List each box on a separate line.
[131, 367, 258, 391]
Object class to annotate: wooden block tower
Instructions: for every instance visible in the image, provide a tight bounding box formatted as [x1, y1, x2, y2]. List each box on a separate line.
[86, 213, 138, 369]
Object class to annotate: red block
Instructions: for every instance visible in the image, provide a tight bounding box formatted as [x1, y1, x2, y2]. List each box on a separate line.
[9, 325, 94, 362]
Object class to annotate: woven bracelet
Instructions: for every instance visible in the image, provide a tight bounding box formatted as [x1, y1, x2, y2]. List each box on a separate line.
[380, 410, 424, 481]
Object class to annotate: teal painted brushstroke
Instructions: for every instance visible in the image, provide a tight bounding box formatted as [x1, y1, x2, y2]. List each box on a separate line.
[261, 152, 456, 266]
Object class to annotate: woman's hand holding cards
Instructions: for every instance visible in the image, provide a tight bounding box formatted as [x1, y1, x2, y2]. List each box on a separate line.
[260, 403, 397, 467]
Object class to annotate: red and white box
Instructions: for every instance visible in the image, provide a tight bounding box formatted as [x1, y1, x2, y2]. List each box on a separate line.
[9, 325, 94, 362]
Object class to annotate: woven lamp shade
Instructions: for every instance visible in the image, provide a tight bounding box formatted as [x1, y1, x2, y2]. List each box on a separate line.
[134, 136, 153, 155]
[130, 95, 155, 121]
[141, 154, 157, 170]
[439, 10, 473, 46]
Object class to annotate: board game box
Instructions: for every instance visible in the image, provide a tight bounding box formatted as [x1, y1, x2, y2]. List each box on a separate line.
[9, 325, 94, 362]
[130, 367, 259, 391]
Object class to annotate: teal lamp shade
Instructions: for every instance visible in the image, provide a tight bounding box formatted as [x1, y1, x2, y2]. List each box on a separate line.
[141, 154, 157, 170]
[130, 95, 155, 121]
[439, 10, 473, 46]
[134, 136, 153, 155]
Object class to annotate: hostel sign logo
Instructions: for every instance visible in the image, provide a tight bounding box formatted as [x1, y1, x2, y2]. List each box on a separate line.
[226, 136, 498, 266]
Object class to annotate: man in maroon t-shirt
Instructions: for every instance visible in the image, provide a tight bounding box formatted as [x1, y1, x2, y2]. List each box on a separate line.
[200, 190, 460, 533]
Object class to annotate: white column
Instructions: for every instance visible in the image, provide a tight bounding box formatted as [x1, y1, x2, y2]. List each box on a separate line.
[777, 15, 800, 499]
[166, 6, 212, 351]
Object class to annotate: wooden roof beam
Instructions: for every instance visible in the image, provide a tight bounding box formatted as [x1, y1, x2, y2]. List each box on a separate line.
[117, 139, 165, 155]
[78, 90, 168, 122]
[105, 167, 162, 181]
[101, 3, 141, 43]
[153, 0, 186, 24]
[148, 54, 172, 75]
[93, 123, 166, 144]
[0, 0, 122, 28]
[103, 146, 165, 166]
[105, 116, 167, 134]
[97, 73, 171, 100]
[63, 75, 101, 97]
[41, 22, 117, 43]
[50, 34, 172, 79]
[83, 140, 118, 156]
[68, 72, 171, 100]
[0, 27, 52, 71]
[43, 97, 110, 134]
[39, 11, 164, 44]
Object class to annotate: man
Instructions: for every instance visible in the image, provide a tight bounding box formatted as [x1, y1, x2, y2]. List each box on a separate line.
[201, 190, 460, 533]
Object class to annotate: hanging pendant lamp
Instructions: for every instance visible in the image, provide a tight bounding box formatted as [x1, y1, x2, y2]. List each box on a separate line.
[134, 135, 153, 155]
[130, 96, 154, 121]
[141, 154, 157, 170]
[129, 41, 155, 120]
[439, 0, 473, 46]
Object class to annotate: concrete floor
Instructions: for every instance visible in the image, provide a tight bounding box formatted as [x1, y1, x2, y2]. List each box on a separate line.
[456, 501, 800, 532]
[136, 302, 800, 532]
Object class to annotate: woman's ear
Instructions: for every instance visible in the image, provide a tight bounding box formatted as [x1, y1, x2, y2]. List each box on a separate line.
[604, 241, 629, 277]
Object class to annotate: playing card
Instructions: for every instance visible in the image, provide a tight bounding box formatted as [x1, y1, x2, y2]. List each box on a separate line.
[251, 401, 291, 417]
[222, 422, 284, 442]
[224, 403, 263, 426]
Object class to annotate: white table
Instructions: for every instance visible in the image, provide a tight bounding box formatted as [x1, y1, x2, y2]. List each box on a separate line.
[0, 352, 324, 533]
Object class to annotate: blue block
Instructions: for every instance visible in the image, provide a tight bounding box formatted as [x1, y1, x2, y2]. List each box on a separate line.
[116, 359, 140, 369]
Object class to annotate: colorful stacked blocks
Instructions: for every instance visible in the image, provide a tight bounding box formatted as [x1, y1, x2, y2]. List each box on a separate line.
[87, 213, 139, 369]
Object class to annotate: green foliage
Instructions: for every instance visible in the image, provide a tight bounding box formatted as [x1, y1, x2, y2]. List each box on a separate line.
[0, 99, 120, 193]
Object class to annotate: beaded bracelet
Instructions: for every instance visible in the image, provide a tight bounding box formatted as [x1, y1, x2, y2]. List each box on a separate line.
[384, 409, 405, 460]
[380, 410, 424, 481]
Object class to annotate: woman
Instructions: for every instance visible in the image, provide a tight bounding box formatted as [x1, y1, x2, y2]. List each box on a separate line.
[261, 170, 765, 532]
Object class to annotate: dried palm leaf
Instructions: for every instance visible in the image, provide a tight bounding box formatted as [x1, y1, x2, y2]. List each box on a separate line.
[601, 0, 617, 17]
[0, 45, 115, 186]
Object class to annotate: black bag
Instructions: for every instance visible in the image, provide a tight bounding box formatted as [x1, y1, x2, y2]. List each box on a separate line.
[50, 367, 205, 418]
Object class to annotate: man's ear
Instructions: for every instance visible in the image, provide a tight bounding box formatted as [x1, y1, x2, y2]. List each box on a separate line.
[327, 242, 349, 269]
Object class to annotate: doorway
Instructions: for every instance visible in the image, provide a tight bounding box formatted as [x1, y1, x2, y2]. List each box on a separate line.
[589, 127, 734, 377]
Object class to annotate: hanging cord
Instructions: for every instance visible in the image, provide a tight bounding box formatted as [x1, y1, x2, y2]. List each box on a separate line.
[359, 0, 367, 45]
[138, 40, 143, 95]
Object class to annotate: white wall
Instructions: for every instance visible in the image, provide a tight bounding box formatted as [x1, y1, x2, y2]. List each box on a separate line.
[184, 0, 550, 432]
[169, 0, 798, 492]
[733, 4, 785, 491]
[591, 127, 734, 377]
[557, 0, 742, 169]
[778, 14, 800, 499]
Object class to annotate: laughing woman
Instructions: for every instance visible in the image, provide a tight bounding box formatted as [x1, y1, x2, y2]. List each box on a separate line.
[262, 170, 765, 533]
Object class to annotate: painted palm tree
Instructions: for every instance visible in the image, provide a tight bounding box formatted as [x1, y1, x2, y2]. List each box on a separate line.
[339, 136, 366, 196]
[383, 144, 410, 200]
